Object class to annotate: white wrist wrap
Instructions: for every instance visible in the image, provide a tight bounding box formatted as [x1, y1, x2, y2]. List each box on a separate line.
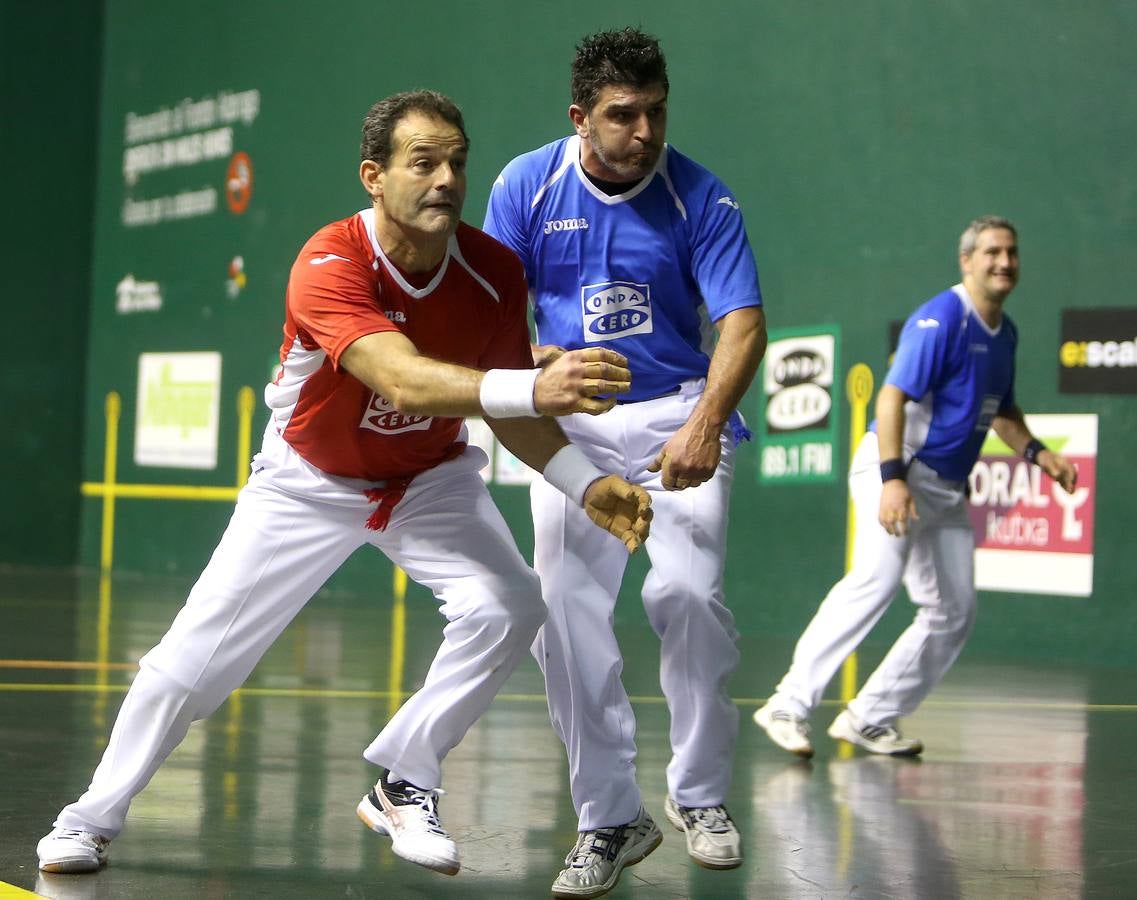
[543, 444, 606, 507]
[479, 368, 541, 419]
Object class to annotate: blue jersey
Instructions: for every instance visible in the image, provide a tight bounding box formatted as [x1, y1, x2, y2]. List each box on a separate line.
[483, 136, 762, 402]
[876, 285, 1018, 482]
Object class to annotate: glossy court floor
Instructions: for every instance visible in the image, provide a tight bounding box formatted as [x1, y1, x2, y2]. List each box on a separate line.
[2, 569, 1134, 899]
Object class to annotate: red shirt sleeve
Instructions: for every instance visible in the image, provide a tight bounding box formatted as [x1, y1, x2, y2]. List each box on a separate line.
[288, 233, 395, 369]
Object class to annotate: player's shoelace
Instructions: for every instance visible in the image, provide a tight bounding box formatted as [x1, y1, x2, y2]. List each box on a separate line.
[56, 829, 101, 846]
[681, 805, 734, 834]
[771, 709, 810, 733]
[60, 829, 106, 846]
[566, 825, 627, 866]
[382, 782, 449, 836]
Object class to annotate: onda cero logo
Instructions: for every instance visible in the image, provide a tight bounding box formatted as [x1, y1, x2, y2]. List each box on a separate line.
[580, 280, 653, 343]
[766, 348, 832, 432]
[360, 393, 432, 435]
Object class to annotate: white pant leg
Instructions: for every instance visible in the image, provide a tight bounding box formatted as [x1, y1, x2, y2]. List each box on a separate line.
[532, 385, 741, 826]
[849, 462, 976, 726]
[531, 471, 634, 830]
[362, 451, 545, 790]
[771, 433, 908, 719]
[641, 440, 739, 810]
[55, 474, 363, 837]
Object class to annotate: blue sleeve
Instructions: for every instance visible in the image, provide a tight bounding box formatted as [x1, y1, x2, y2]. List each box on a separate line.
[483, 166, 533, 278]
[689, 180, 763, 321]
[885, 300, 955, 399]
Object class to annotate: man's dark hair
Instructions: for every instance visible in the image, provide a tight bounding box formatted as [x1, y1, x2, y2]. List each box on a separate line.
[360, 90, 468, 167]
[570, 27, 669, 112]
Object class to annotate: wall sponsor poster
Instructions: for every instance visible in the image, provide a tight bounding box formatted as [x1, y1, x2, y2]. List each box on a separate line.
[758, 326, 840, 484]
[969, 414, 1097, 596]
[1058, 307, 1137, 394]
[121, 88, 261, 228]
[134, 352, 223, 469]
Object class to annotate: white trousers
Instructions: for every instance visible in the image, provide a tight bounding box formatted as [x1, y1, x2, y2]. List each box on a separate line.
[532, 383, 740, 830]
[56, 439, 543, 839]
[771, 432, 977, 727]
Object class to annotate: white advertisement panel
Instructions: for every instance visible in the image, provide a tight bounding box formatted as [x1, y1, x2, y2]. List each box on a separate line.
[134, 352, 223, 469]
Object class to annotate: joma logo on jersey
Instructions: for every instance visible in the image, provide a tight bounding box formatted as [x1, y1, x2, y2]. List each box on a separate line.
[360, 393, 432, 435]
[385, 310, 407, 323]
[580, 281, 653, 342]
[544, 217, 589, 234]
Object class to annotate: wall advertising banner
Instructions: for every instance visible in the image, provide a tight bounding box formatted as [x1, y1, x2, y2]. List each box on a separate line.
[121, 89, 261, 229]
[969, 414, 1097, 596]
[134, 352, 223, 469]
[758, 326, 840, 484]
[1058, 307, 1137, 394]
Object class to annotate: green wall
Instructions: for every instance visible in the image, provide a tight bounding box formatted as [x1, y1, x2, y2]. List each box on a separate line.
[77, 1, 1136, 664]
[1, 0, 102, 567]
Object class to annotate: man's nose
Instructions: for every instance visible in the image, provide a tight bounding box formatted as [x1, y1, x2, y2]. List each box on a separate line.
[436, 163, 460, 188]
[634, 114, 654, 143]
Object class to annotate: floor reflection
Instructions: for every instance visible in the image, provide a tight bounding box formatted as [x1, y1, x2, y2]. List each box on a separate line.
[2, 570, 1133, 899]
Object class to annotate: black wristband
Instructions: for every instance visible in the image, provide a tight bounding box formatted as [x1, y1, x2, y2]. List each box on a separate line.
[879, 458, 908, 483]
[1023, 438, 1047, 466]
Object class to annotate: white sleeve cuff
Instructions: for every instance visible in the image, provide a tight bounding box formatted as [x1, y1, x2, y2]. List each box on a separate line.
[542, 444, 606, 506]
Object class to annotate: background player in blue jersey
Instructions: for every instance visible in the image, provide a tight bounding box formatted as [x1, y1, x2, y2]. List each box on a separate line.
[755, 216, 1077, 759]
[484, 27, 767, 899]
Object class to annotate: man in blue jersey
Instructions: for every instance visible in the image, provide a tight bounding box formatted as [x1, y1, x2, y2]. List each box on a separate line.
[484, 27, 766, 898]
[755, 216, 1077, 759]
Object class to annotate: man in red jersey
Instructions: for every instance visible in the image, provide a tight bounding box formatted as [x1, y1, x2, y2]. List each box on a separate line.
[37, 91, 651, 880]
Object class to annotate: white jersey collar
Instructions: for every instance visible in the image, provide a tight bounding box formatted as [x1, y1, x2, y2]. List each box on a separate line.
[951, 283, 1003, 337]
[569, 134, 660, 205]
[358, 207, 452, 299]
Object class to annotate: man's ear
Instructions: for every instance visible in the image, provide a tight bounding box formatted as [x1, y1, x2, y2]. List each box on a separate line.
[360, 159, 384, 201]
[568, 104, 589, 139]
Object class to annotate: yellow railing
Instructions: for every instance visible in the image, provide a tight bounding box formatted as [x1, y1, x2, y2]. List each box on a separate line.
[841, 363, 874, 709]
[837, 363, 875, 874]
[79, 387, 410, 731]
[81, 387, 258, 573]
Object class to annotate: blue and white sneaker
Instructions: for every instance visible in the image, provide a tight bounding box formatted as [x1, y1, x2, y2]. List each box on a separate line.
[664, 796, 743, 869]
[552, 806, 663, 898]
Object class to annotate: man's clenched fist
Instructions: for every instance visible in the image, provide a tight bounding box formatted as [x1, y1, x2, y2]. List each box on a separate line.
[583, 476, 652, 553]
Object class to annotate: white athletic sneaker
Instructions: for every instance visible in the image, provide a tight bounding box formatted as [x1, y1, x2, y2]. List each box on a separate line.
[663, 796, 742, 869]
[754, 703, 814, 758]
[551, 807, 663, 899]
[356, 772, 460, 875]
[37, 827, 110, 873]
[827, 709, 924, 756]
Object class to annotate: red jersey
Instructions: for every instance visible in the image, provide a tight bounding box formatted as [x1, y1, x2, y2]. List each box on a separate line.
[266, 209, 532, 482]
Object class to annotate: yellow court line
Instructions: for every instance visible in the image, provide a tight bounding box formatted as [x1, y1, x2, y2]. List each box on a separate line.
[1, 681, 1135, 712]
[0, 879, 43, 897]
[0, 659, 136, 670]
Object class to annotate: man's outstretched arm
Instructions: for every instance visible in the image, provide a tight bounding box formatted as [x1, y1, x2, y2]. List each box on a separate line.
[341, 330, 632, 419]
